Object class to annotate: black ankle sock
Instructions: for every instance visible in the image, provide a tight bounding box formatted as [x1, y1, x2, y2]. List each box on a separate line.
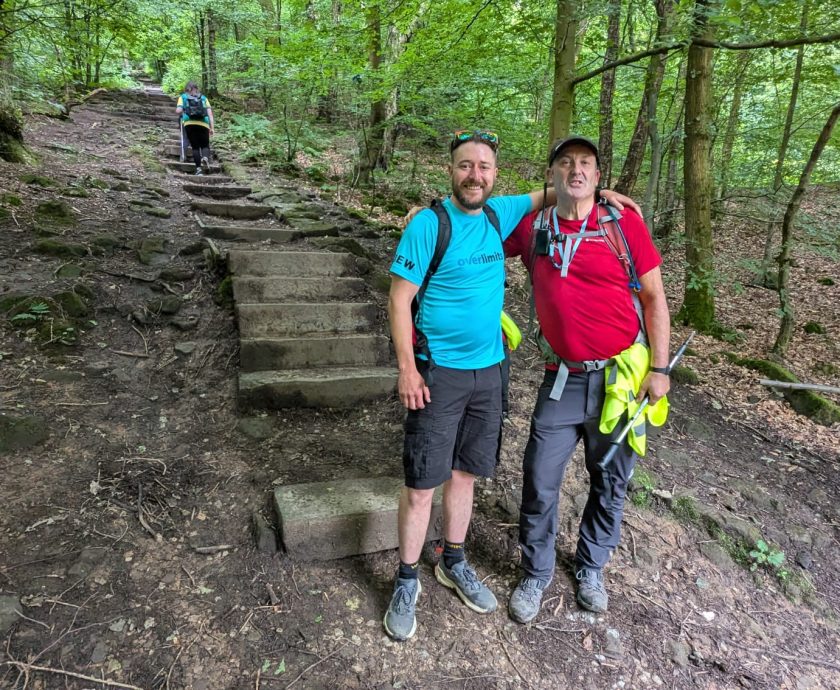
[398, 560, 420, 580]
[443, 541, 465, 569]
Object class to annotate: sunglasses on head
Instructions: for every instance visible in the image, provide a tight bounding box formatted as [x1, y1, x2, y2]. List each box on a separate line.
[450, 129, 499, 153]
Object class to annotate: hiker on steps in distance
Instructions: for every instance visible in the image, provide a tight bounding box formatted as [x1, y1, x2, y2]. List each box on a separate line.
[175, 81, 215, 175]
[383, 129, 641, 642]
[505, 136, 671, 624]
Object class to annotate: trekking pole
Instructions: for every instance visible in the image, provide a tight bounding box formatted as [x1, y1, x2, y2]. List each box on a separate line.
[179, 121, 186, 163]
[598, 331, 696, 473]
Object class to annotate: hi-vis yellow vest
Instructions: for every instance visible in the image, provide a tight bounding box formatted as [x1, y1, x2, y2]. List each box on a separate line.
[599, 342, 669, 456]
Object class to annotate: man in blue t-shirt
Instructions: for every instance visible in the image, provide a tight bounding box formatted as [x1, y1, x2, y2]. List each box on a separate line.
[384, 130, 636, 642]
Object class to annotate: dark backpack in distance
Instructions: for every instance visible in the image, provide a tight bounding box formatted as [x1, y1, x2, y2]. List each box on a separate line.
[184, 94, 207, 120]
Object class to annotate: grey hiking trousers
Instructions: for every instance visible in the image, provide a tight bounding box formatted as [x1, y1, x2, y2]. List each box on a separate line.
[518, 368, 637, 579]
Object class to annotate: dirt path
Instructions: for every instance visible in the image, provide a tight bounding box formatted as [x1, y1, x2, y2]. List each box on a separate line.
[0, 88, 838, 690]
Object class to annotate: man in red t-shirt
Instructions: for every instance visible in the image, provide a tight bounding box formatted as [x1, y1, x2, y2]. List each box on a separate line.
[504, 136, 671, 623]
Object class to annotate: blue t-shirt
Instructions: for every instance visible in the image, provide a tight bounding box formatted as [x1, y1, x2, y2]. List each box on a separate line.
[390, 194, 533, 369]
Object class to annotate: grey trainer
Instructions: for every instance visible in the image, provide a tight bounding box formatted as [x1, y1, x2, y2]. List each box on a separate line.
[435, 560, 497, 613]
[509, 576, 550, 624]
[200, 156, 211, 174]
[383, 577, 422, 641]
[576, 567, 608, 613]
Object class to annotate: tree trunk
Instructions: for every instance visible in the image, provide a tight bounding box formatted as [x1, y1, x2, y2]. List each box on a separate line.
[614, 0, 673, 195]
[206, 9, 218, 97]
[196, 11, 207, 91]
[758, 0, 808, 287]
[643, 86, 663, 228]
[657, 61, 686, 239]
[356, 3, 386, 185]
[549, 0, 579, 142]
[713, 52, 751, 218]
[772, 101, 840, 355]
[598, 0, 621, 187]
[680, 0, 716, 331]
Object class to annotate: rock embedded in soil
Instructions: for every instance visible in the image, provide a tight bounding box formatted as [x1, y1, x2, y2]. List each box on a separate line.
[0, 413, 50, 452]
[0, 595, 22, 635]
[35, 200, 77, 224]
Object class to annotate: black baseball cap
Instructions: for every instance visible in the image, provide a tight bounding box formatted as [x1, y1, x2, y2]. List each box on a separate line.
[547, 135, 600, 168]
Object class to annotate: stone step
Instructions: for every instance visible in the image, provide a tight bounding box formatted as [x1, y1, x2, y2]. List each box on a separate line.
[239, 334, 392, 371]
[232, 276, 366, 302]
[183, 183, 251, 199]
[190, 200, 271, 220]
[240, 335, 391, 371]
[274, 477, 441, 560]
[228, 250, 357, 278]
[168, 161, 223, 174]
[239, 367, 397, 410]
[178, 175, 235, 185]
[163, 144, 218, 159]
[237, 302, 377, 337]
[200, 222, 296, 243]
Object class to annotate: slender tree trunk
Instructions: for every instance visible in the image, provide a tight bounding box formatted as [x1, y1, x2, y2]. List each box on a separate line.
[356, 3, 386, 184]
[657, 61, 686, 239]
[196, 11, 207, 90]
[772, 101, 840, 355]
[643, 87, 663, 228]
[614, 0, 673, 195]
[206, 10, 218, 96]
[714, 52, 751, 218]
[680, 0, 716, 331]
[598, 0, 621, 187]
[758, 0, 808, 287]
[549, 0, 579, 142]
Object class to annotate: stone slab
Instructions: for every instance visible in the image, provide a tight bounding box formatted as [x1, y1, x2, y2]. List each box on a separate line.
[182, 183, 252, 199]
[202, 224, 296, 243]
[191, 200, 272, 220]
[240, 335, 391, 371]
[179, 176, 235, 185]
[227, 250, 357, 278]
[239, 367, 397, 409]
[236, 302, 377, 337]
[232, 276, 365, 302]
[274, 477, 441, 560]
[168, 161, 223, 174]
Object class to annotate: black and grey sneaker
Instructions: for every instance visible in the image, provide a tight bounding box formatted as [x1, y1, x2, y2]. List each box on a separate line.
[383, 577, 422, 641]
[576, 567, 608, 613]
[200, 156, 210, 174]
[509, 576, 550, 624]
[195, 167, 203, 176]
[435, 560, 497, 613]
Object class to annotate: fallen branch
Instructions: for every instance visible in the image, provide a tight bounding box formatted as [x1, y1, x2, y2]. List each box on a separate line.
[743, 647, 840, 671]
[3, 660, 144, 689]
[110, 349, 150, 358]
[194, 544, 234, 554]
[759, 379, 840, 395]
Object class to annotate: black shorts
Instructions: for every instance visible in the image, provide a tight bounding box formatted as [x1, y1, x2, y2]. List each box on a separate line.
[402, 363, 503, 490]
[184, 123, 210, 149]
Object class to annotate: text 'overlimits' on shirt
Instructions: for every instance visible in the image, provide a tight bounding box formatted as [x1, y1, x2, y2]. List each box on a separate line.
[458, 249, 504, 267]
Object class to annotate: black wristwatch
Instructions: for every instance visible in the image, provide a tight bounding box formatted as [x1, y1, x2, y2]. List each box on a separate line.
[650, 366, 670, 375]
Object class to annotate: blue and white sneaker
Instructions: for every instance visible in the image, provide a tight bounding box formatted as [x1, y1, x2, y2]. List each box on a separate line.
[435, 560, 497, 613]
[383, 577, 421, 641]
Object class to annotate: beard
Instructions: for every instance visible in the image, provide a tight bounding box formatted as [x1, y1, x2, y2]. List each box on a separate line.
[452, 180, 492, 210]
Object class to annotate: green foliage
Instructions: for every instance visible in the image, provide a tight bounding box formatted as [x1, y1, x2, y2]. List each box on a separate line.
[671, 495, 699, 523]
[10, 302, 50, 323]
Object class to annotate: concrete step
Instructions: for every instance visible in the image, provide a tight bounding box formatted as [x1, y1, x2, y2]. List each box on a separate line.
[178, 175, 235, 185]
[200, 222, 296, 243]
[240, 335, 391, 371]
[228, 250, 357, 278]
[191, 200, 272, 220]
[163, 144, 218, 159]
[183, 183, 251, 199]
[239, 367, 397, 410]
[274, 477, 441, 560]
[232, 276, 366, 302]
[237, 302, 377, 337]
[168, 161, 223, 174]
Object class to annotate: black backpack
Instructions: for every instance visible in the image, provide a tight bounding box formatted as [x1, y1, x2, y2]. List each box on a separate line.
[411, 200, 502, 381]
[183, 93, 207, 120]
